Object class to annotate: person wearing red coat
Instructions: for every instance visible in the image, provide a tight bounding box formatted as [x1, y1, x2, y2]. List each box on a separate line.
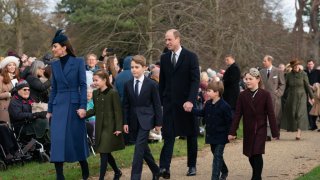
[228, 68, 279, 180]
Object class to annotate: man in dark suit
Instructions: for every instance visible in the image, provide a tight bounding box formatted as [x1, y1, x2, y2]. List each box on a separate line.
[159, 29, 200, 178]
[123, 55, 162, 180]
[222, 54, 241, 111]
[304, 59, 320, 130]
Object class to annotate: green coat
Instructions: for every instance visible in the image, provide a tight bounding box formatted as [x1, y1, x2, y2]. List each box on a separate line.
[282, 71, 313, 131]
[87, 88, 125, 153]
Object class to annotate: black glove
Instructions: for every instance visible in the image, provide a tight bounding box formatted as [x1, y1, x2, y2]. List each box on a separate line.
[32, 111, 47, 119]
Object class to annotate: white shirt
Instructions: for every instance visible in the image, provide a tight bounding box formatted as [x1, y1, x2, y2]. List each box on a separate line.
[133, 75, 145, 95]
[172, 46, 182, 64]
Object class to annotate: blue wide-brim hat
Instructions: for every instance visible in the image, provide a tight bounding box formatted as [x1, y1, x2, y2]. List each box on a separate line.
[52, 29, 68, 45]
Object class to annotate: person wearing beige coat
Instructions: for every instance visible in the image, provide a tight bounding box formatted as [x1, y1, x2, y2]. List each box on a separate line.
[0, 56, 20, 123]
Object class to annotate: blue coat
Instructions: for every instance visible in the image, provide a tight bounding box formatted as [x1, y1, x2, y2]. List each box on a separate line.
[193, 99, 232, 145]
[48, 56, 89, 162]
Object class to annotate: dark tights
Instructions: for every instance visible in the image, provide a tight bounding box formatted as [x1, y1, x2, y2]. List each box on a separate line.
[99, 153, 120, 180]
[249, 154, 263, 180]
[54, 160, 89, 180]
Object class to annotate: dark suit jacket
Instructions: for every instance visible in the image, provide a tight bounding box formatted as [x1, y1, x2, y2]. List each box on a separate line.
[222, 62, 241, 109]
[229, 89, 279, 157]
[159, 48, 200, 137]
[123, 76, 162, 131]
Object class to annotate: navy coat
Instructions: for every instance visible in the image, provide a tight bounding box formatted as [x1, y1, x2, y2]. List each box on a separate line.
[193, 99, 232, 145]
[159, 48, 200, 137]
[48, 56, 89, 162]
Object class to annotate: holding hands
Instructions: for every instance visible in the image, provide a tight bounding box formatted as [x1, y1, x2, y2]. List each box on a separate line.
[228, 135, 236, 141]
[77, 109, 86, 118]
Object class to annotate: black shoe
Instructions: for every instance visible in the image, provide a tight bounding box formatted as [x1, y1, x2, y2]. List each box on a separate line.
[114, 170, 122, 180]
[220, 173, 228, 180]
[159, 168, 170, 179]
[152, 173, 160, 180]
[186, 167, 196, 176]
[309, 127, 317, 131]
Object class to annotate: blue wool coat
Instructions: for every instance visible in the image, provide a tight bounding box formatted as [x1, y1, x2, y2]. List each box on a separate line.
[48, 56, 89, 162]
[192, 99, 232, 145]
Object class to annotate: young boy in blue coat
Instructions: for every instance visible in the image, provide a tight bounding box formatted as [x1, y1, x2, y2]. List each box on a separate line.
[192, 81, 232, 180]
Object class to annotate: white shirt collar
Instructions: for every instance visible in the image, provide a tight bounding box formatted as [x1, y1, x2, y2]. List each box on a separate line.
[134, 75, 145, 83]
[173, 46, 182, 57]
[267, 66, 273, 71]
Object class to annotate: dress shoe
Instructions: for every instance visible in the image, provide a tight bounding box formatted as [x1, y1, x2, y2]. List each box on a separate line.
[159, 168, 170, 179]
[186, 167, 196, 176]
[295, 137, 301, 140]
[220, 173, 228, 180]
[114, 170, 122, 180]
[309, 127, 317, 131]
[152, 173, 160, 180]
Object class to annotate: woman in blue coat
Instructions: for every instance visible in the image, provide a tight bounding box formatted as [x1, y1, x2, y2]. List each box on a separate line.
[47, 30, 89, 180]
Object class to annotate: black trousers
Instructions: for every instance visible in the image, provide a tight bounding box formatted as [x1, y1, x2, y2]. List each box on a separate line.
[99, 153, 120, 180]
[131, 126, 159, 180]
[159, 135, 198, 169]
[249, 154, 263, 180]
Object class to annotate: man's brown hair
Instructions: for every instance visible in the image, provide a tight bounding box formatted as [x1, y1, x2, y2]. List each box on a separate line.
[132, 55, 147, 67]
[207, 81, 224, 97]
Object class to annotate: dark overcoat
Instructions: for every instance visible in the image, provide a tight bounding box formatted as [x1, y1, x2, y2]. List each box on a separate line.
[159, 48, 200, 137]
[48, 56, 89, 162]
[229, 89, 279, 157]
[192, 99, 232, 145]
[222, 63, 241, 110]
[86, 88, 125, 153]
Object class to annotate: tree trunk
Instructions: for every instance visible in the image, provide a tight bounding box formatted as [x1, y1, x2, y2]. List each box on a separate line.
[15, 0, 24, 55]
[146, 0, 154, 65]
[310, 0, 320, 64]
[293, 0, 306, 59]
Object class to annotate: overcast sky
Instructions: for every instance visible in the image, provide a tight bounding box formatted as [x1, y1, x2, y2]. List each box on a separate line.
[279, 0, 296, 28]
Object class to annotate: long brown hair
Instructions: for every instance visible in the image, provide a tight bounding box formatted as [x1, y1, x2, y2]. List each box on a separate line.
[59, 40, 76, 57]
[93, 69, 113, 88]
[1, 64, 20, 84]
[105, 56, 118, 78]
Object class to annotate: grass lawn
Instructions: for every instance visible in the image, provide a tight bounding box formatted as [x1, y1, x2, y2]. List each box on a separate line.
[1, 137, 207, 179]
[296, 166, 320, 180]
[1, 121, 244, 179]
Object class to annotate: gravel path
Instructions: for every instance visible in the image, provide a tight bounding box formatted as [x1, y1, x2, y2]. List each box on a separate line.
[97, 130, 320, 180]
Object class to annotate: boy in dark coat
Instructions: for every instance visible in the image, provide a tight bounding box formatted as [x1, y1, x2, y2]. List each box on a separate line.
[192, 81, 232, 180]
[123, 55, 162, 180]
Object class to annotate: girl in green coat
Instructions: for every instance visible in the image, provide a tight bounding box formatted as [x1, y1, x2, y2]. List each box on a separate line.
[87, 70, 125, 180]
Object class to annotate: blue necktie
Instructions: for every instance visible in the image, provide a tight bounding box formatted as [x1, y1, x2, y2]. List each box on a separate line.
[135, 80, 139, 97]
